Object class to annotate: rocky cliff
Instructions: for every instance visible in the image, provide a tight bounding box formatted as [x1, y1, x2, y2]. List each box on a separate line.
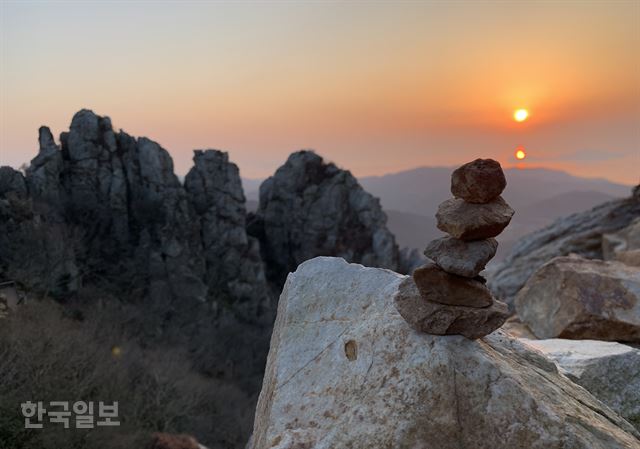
[488, 186, 640, 307]
[249, 151, 399, 285]
[4, 110, 209, 306]
[0, 111, 401, 316]
[185, 149, 271, 317]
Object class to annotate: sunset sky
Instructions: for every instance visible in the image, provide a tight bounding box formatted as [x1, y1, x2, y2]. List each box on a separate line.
[1, 1, 638, 185]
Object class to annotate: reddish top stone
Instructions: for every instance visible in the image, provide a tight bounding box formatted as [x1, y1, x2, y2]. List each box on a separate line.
[451, 158, 506, 204]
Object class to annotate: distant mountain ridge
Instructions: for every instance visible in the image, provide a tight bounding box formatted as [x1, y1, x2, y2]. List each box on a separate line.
[244, 166, 632, 261]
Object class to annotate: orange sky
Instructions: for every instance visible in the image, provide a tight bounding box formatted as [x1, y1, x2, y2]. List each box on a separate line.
[1, 1, 638, 184]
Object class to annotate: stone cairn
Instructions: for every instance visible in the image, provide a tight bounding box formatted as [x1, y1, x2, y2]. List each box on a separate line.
[394, 159, 514, 339]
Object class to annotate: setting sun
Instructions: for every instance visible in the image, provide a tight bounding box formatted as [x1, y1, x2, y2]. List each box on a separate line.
[514, 109, 529, 122]
[515, 148, 526, 160]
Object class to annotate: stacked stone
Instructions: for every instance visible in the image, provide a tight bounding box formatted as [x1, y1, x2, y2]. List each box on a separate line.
[395, 159, 513, 339]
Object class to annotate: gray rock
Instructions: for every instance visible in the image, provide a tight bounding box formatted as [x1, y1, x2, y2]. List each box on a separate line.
[522, 338, 640, 430]
[396, 276, 507, 338]
[412, 260, 494, 308]
[185, 149, 271, 317]
[436, 196, 514, 240]
[488, 186, 640, 307]
[515, 255, 640, 342]
[19, 110, 209, 303]
[251, 257, 639, 448]
[254, 151, 399, 285]
[26, 126, 65, 209]
[0, 167, 27, 198]
[424, 236, 497, 277]
[0, 167, 79, 297]
[451, 158, 506, 203]
[502, 315, 536, 338]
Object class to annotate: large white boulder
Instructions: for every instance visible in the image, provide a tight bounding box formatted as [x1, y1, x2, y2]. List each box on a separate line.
[251, 257, 639, 449]
[522, 338, 640, 431]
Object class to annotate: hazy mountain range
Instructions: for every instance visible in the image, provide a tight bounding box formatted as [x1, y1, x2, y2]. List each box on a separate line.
[245, 166, 633, 261]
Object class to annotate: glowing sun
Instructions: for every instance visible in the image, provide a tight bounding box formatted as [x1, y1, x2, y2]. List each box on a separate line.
[515, 148, 526, 160]
[514, 109, 529, 122]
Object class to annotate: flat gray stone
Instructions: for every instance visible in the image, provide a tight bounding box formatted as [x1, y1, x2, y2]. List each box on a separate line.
[424, 237, 497, 277]
[436, 197, 514, 240]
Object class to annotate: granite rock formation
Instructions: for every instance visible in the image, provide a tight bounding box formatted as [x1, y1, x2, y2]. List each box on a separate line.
[0, 111, 271, 312]
[515, 255, 640, 342]
[0, 166, 79, 298]
[185, 150, 271, 316]
[250, 257, 639, 449]
[251, 150, 399, 285]
[30, 110, 208, 303]
[1, 111, 403, 313]
[488, 185, 640, 307]
[0, 166, 28, 198]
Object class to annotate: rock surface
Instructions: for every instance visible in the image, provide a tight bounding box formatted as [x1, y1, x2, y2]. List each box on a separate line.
[185, 150, 271, 317]
[1, 111, 275, 310]
[501, 316, 536, 339]
[515, 255, 640, 342]
[26, 126, 65, 207]
[488, 186, 640, 307]
[412, 261, 494, 307]
[251, 257, 639, 449]
[603, 217, 640, 267]
[451, 158, 506, 203]
[521, 338, 640, 430]
[61, 110, 208, 303]
[436, 196, 514, 240]
[424, 237, 497, 277]
[0, 166, 28, 198]
[0, 166, 80, 297]
[252, 151, 399, 285]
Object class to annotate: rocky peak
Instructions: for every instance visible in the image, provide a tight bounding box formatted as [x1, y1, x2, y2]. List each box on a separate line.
[63, 108, 117, 157]
[187, 149, 245, 215]
[27, 126, 64, 207]
[4, 110, 207, 302]
[38, 126, 58, 154]
[185, 149, 270, 317]
[254, 150, 399, 285]
[0, 167, 27, 198]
